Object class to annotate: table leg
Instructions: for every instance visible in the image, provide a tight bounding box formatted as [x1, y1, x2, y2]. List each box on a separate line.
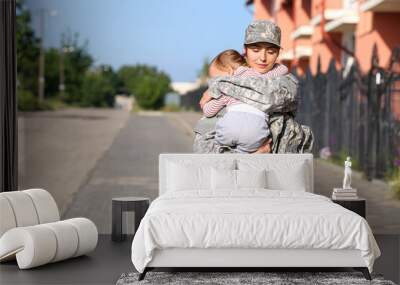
[112, 201, 124, 242]
[134, 205, 143, 234]
[134, 202, 149, 234]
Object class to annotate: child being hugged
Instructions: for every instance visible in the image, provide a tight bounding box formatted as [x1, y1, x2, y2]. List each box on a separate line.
[199, 44, 288, 153]
[193, 20, 311, 155]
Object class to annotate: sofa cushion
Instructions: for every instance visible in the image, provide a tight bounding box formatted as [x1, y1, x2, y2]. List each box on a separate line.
[0, 189, 60, 238]
[0, 218, 97, 269]
[0, 196, 17, 237]
[0, 191, 39, 228]
[24, 189, 60, 223]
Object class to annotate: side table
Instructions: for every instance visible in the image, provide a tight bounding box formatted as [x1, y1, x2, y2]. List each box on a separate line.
[332, 198, 366, 218]
[112, 197, 150, 242]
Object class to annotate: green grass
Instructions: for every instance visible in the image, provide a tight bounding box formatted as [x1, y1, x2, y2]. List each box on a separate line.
[160, 104, 182, 112]
[326, 150, 400, 200]
[388, 168, 400, 199]
[131, 103, 143, 113]
[327, 150, 361, 171]
[44, 98, 70, 110]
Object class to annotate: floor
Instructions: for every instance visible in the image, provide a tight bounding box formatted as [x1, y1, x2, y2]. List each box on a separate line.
[58, 112, 400, 236]
[1, 234, 399, 285]
[63, 112, 193, 234]
[9, 110, 399, 284]
[18, 109, 130, 215]
[0, 235, 133, 285]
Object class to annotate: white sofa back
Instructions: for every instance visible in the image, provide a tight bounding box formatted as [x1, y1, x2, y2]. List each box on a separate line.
[0, 189, 98, 269]
[159, 154, 314, 195]
[0, 189, 60, 237]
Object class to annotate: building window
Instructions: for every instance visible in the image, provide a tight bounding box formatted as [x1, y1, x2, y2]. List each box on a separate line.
[302, 0, 312, 19]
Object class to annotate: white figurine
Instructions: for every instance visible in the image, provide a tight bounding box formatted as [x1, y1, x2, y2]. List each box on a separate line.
[343, 156, 352, 189]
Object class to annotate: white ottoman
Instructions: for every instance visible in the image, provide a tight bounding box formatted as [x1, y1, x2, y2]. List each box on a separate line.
[0, 189, 98, 269]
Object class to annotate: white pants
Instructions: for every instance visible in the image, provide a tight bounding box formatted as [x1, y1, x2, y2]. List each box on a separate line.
[215, 108, 270, 153]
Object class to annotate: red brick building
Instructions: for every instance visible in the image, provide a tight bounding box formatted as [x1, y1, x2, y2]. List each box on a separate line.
[247, 0, 400, 117]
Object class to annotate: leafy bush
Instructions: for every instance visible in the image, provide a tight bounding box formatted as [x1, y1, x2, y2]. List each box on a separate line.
[328, 150, 360, 171]
[17, 89, 38, 111]
[80, 71, 115, 107]
[45, 97, 69, 110]
[161, 104, 181, 112]
[389, 169, 400, 199]
[17, 89, 56, 111]
[16, 0, 39, 100]
[118, 65, 171, 110]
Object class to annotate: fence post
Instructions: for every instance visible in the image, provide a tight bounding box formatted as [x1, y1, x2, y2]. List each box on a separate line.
[295, 46, 399, 180]
[365, 45, 380, 179]
[312, 57, 327, 155]
[325, 60, 338, 152]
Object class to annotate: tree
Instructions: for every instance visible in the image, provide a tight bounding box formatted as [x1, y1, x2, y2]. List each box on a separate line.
[61, 31, 93, 104]
[198, 57, 210, 85]
[81, 68, 115, 107]
[16, 0, 40, 110]
[16, 1, 116, 109]
[99, 64, 120, 96]
[118, 65, 171, 110]
[44, 48, 61, 98]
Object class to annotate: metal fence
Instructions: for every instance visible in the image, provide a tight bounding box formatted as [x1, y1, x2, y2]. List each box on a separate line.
[179, 46, 400, 179]
[296, 45, 400, 180]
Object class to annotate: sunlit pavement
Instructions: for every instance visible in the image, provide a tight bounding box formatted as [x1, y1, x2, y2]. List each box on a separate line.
[172, 111, 400, 235]
[63, 110, 194, 233]
[18, 108, 130, 215]
[20, 109, 400, 234]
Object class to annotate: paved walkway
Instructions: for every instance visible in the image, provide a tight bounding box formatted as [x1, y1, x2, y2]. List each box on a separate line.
[64, 111, 193, 233]
[25, 109, 399, 234]
[15, 109, 399, 284]
[171, 111, 400, 234]
[314, 159, 400, 234]
[18, 108, 130, 214]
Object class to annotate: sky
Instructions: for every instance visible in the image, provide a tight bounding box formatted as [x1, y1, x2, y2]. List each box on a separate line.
[25, 0, 254, 82]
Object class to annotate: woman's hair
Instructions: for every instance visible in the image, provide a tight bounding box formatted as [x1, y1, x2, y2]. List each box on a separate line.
[244, 42, 280, 51]
[211, 49, 247, 71]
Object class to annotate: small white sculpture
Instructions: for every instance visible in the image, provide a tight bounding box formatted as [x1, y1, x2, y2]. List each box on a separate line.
[343, 156, 352, 189]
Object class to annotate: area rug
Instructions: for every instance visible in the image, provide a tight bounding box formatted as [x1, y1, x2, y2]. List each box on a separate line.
[116, 271, 396, 285]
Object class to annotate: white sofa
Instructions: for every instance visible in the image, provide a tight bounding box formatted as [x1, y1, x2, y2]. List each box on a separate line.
[131, 153, 378, 281]
[0, 189, 98, 269]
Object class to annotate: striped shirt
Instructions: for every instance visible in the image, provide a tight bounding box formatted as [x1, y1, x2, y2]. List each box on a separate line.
[202, 63, 288, 117]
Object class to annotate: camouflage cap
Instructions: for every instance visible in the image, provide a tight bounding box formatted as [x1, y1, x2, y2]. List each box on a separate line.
[244, 20, 281, 48]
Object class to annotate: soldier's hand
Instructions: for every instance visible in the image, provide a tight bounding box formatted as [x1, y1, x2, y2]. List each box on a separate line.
[254, 138, 272, 154]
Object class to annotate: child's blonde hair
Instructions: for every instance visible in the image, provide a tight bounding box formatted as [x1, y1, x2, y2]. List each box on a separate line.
[211, 49, 247, 71]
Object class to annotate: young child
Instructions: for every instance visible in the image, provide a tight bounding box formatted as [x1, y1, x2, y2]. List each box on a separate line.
[199, 48, 288, 153]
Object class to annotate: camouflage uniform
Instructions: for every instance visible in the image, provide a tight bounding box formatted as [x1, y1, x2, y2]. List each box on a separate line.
[244, 19, 282, 48]
[192, 20, 313, 154]
[193, 74, 313, 153]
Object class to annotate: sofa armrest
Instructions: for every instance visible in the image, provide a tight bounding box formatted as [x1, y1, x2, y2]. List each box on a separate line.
[0, 218, 98, 269]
